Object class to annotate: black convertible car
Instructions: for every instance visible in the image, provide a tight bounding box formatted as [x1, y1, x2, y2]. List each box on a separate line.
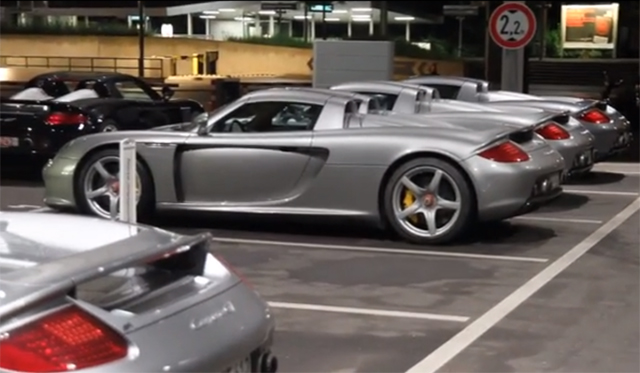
[0, 71, 204, 158]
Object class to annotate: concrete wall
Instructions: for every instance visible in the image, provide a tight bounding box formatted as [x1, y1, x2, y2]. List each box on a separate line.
[313, 40, 394, 88]
[0, 35, 465, 79]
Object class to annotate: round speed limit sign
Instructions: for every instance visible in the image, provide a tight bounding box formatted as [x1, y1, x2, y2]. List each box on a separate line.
[489, 2, 537, 49]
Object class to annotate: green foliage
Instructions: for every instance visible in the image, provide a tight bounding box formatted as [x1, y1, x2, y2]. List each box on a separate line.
[227, 35, 458, 59]
[226, 35, 312, 49]
[0, 21, 153, 36]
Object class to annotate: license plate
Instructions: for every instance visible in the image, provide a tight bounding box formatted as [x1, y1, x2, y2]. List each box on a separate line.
[225, 356, 251, 373]
[0, 136, 18, 148]
[583, 149, 594, 165]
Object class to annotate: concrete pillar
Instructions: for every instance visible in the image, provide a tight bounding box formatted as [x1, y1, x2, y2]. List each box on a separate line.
[254, 16, 262, 36]
[268, 15, 275, 36]
[369, 18, 373, 35]
[187, 13, 193, 35]
[311, 17, 315, 39]
[205, 19, 211, 36]
[405, 22, 410, 41]
[289, 21, 293, 37]
[347, 19, 352, 37]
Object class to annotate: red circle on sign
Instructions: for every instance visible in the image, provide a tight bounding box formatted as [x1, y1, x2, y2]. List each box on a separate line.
[489, 2, 537, 49]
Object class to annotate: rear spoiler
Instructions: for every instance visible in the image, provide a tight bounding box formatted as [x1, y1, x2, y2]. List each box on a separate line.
[0, 230, 212, 319]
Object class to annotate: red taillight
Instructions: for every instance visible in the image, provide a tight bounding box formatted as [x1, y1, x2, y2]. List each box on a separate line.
[0, 306, 128, 372]
[579, 109, 610, 124]
[215, 254, 252, 288]
[536, 123, 570, 140]
[478, 141, 530, 163]
[45, 112, 87, 126]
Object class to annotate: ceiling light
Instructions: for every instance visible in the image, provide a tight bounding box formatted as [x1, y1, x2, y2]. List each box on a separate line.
[258, 10, 276, 15]
[200, 15, 216, 19]
[351, 15, 370, 19]
[294, 15, 311, 19]
[395, 16, 415, 21]
[218, 8, 236, 12]
[325, 17, 340, 21]
[234, 17, 253, 21]
[202, 10, 218, 15]
[332, 10, 347, 14]
[351, 8, 372, 12]
[351, 17, 371, 22]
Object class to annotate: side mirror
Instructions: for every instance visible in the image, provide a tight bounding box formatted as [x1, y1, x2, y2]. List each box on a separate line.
[196, 112, 212, 136]
[161, 86, 174, 101]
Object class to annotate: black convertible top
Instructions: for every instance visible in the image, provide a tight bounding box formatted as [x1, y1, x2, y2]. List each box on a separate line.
[31, 71, 131, 82]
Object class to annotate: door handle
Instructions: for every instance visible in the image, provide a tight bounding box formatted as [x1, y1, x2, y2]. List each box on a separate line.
[278, 146, 298, 152]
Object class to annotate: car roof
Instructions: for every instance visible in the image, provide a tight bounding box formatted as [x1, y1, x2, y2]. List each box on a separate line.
[33, 71, 133, 82]
[0, 212, 173, 273]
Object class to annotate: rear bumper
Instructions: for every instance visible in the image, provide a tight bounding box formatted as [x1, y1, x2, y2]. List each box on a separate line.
[1, 125, 88, 157]
[464, 144, 565, 222]
[546, 130, 594, 175]
[582, 118, 633, 161]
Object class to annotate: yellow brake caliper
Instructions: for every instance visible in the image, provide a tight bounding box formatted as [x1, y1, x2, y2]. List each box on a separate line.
[402, 188, 419, 224]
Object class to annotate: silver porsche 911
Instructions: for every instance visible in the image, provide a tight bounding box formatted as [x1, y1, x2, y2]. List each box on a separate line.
[0, 212, 276, 372]
[42, 88, 565, 245]
[403, 76, 633, 161]
[330, 81, 595, 177]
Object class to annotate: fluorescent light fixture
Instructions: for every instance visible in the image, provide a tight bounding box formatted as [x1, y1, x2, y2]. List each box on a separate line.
[234, 17, 253, 21]
[258, 10, 276, 15]
[331, 9, 347, 13]
[202, 10, 218, 14]
[395, 16, 415, 21]
[351, 15, 370, 19]
[294, 15, 311, 19]
[351, 17, 371, 22]
[218, 8, 236, 12]
[199, 15, 217, 19]
[351, 8, 372, 12]
[325, 17, 340, 21]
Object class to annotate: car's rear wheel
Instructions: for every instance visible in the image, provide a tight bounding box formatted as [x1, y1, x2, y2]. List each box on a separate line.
[99, 119, 120, 132]
[75, 148, 154, 220]
[382, 157, 474, 245]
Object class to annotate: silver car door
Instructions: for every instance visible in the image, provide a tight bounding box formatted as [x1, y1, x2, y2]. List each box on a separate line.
[181, 100, 319, 204]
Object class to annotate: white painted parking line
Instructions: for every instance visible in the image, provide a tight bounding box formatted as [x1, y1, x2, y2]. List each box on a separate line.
[513, 216, 603, 224]
[7, 204, 41, 210]
[564, 189, 639, 197]
[211, 237, 549, 263]
[268, 302, 470, 323]
[405, 197, 640, 373]
[593, 163, 640, 175]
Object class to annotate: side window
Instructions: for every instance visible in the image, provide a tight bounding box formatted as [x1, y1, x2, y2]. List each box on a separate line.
[357, 92, 398, 110]
[425, 84, 460, 99]
[113, 80, 154, 101]
[211, 101, 322, 133]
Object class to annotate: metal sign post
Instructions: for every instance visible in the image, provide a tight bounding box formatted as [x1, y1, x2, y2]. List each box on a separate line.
[489, 1, 536, 92]
[119, 139, 137, 224]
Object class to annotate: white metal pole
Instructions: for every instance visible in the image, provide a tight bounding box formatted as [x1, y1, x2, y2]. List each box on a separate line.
[118, 139, 137, 224]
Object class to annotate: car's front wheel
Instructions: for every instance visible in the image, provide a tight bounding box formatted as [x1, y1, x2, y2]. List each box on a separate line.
[382, 157, 474, 245]
[75, 148, 154, 220]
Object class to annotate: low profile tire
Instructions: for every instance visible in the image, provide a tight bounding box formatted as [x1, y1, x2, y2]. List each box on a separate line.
[99, 119, 120, 132]
[75, 148, 154, 220]
[382, 157, 474, 245]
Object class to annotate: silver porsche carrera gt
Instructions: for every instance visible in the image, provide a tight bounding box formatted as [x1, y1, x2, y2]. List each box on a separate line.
[0, 211, 276, 373]
[403, 76, 633, 161]
[42, 88, 565, 245]
[330, 81, 595, 177]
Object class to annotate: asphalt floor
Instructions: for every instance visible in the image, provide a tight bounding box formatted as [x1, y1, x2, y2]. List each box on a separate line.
[0, 163, 638, 373]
